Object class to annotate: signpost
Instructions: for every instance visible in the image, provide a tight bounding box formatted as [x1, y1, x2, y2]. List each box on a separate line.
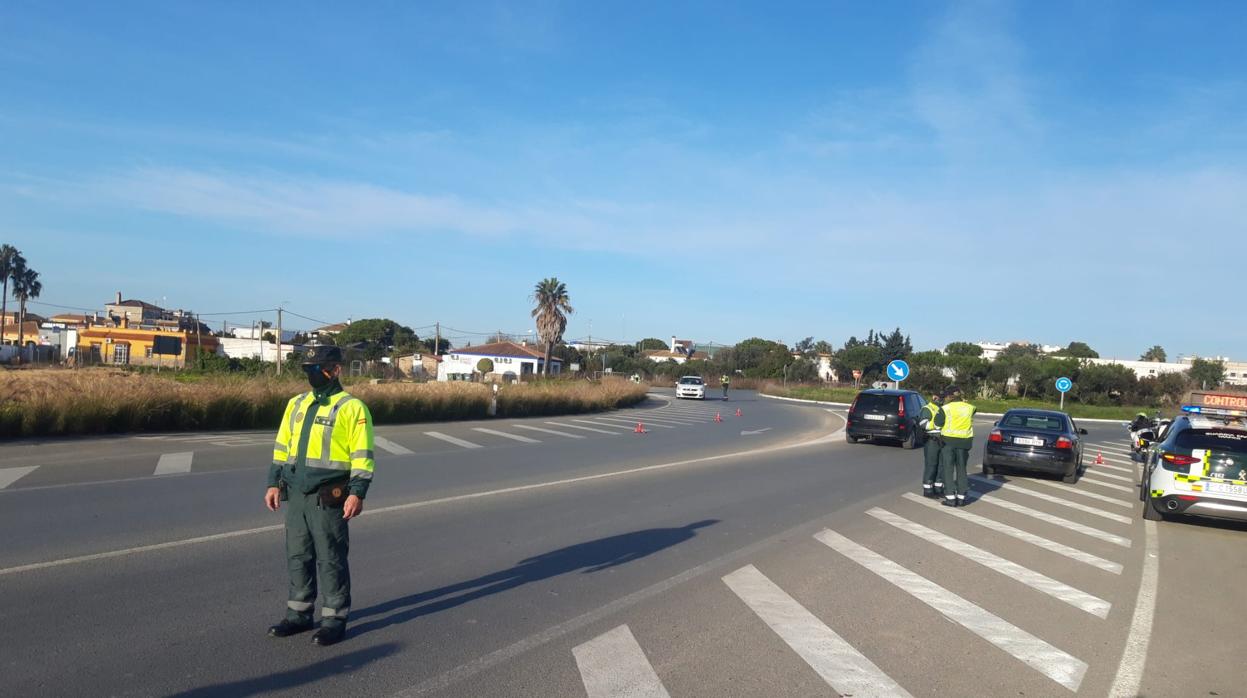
[886, 359, 910, 385]
[852, 369, 863, 387]
[1055, 376, 1073, 411]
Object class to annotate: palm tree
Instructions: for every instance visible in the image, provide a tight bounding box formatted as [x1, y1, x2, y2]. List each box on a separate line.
[530, 278, 573, 376]
[0, 245, 21, 349]
[14, 266, 41, 355]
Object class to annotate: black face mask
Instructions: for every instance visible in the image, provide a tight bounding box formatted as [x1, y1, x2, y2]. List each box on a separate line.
[304, 365, 332, 390]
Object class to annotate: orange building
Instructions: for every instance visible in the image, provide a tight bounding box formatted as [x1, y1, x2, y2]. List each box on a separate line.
[75, 321, 220, 367]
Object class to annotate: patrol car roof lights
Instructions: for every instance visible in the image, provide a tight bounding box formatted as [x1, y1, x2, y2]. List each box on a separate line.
[1181, 404, 1247, 418]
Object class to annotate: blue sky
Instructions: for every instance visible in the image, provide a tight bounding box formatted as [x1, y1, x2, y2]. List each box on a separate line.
[3, 1, 1245, 358]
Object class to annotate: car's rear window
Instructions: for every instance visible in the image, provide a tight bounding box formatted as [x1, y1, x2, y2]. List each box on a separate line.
[679, 377, 703, 385]
[1002, 414, 1066, 431]
[854, 394, 899, 412]
[1175, 429, 1247, 454]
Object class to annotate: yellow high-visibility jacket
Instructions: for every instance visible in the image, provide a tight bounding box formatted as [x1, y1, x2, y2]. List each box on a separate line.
[268, 388, 374, 498]
[937, 400, 976, 440]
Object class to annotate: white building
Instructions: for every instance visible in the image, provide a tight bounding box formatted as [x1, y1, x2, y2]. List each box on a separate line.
[437, 341, 562, 381]
[230, 326, 297, 343]
[974, 341, 1063, 361]
[217, 337, 301, 363]
[1085, 357, 1189, 379]
[643, 336, 707, 365]
[1179, 356, 1247, 387]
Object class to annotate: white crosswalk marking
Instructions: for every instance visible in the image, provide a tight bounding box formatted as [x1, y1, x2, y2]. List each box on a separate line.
[0, 465, 39, 490]
[974, 493, 1132, 547]
[723, 565, 912, 697]
[573, 625, 671, 698]
[471, 428, 540, 444]
[1091, 461, 1135, 474]
[512, 424, 584, 439]
[971, 476, 1133, 524]
[571, 420, 634, 431]
[1029, 479, 1135, 508]
[900, 494, 1122, 574]
[546, 421, 618, 435]
[1084, 468, 1135, 483]
[1076, 476, 1135, 493]
[815, 529, 1087, 692]
[592, 417, 675, 429]
[374, 436, 414, 455]
[424, 431, 483, 449]
[867, 508, 1111, 617]
[154, 452, 194, 475]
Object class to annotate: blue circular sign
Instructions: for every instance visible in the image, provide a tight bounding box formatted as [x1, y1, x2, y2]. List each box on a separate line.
[886, 359, 910, 382]
[1055, 376, 1073, 393]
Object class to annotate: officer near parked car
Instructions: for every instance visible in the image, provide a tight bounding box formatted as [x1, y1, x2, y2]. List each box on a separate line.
[721, 373, 731, 400]
[918, 392, 945, 497]
[934, 385, 976, 507]
[264, 346, 375, 646]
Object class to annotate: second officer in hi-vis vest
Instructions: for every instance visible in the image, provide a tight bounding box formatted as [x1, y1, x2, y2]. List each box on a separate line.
[918, 392, 945, 497]
[934, 385, 976, 507]
[264, 346, 375, 646]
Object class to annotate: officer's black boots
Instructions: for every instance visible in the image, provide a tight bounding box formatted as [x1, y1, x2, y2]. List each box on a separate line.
[268, 618, 313, 638]
[312, 625, 346, 646]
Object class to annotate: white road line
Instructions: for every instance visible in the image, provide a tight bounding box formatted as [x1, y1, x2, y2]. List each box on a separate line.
[900, 494, 1122, 574]
[1100, 454, 1137, 466]
[471, 428, 540, 444]
[512, 424, 584, 439]
[0, 466, 39, 490]
[973, 494, 1132, 547]
[867, 508, 1111, 618]
[1108, 520, 1159, 697]
[592, 417, 675, 429]
[1078, 477, 1135, 494]
[573, 625, 671, 698]
[1084, 468, 1135, 483]
[1029, 479, 1135, 508]
[1092, 462, 1136, 474]
[815, 529, 1087, 692]
[971, 476, 1133, 524]
[423, 431, 483, 450]
[571, 420, 635, 431]
[546, 421, 618, 435]
[723, 565, 912, 697]
[374, 436, 414, 455]
[153, 452, 194, 476]
[1091, 444, 1133, 455]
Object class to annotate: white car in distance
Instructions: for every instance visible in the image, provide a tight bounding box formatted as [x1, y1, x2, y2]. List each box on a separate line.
[676, 375, 706, 400]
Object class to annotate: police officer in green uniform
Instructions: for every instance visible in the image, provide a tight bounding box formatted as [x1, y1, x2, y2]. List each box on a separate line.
[918, 393, 944, 497]
[721, 374, 730, 400]
[264, 346, 375, 646]
[934, 386, 976, 507]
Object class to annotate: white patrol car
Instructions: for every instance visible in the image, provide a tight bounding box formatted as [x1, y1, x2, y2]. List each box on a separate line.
[1141, 392, 1247, 524]
[675, 375, 706, 400]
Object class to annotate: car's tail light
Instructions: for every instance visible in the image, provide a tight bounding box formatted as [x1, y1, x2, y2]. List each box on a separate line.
[1177, 495, 1198, 501]
[988, 430, 1003, 443]
[1055, 437, 1073, 450]
[1161, 452, 1199, 471]
[897, 397, 905, 418]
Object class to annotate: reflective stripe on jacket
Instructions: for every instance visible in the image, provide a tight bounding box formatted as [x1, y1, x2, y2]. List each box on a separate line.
[939, 400, 976, 439]
[920, 402, 941, 433]
[269, 390, 375, 498]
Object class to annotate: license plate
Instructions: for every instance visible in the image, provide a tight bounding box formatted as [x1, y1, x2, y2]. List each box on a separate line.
[1206, 481, 1247, 498]
[1013, 436, 1044, 446]
[864, 414, 886, 421]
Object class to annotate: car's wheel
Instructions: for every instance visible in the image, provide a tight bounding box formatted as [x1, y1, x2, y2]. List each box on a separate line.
[1062, 466, 1079, 484]
[901, 432, 918, 450]
[982, 462, 995, 476]
[1142, 499, 1164, 521]
[845, 432, 860, 444]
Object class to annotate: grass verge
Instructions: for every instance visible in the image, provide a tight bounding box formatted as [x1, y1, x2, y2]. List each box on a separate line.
[0, 369, 649, 438]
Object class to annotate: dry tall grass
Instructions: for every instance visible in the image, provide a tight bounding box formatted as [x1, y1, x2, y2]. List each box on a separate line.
[0, 369, 649, 438]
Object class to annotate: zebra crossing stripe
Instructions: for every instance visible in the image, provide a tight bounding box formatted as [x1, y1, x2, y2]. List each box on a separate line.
[1091, 462, 1135, 475]
[424, 432, 483, 449]
[900, 494, 1122, 574]
[374, 436, 414, 455]
[1028, 480, 1135, 508]
[723, 565, 912, 697]
[867, 508, 1111, 618]
[546, 421, 617, 435]
[153, 452, 194, 476]
[573, 625, 671, 698]
[592, 416, 675, 429]
[472, 428, 540, 444]
[971, 476, 1133, 524]
[571, 420, 635, 431]
[1084, 468, 1134, 483]
[815, 529, 1087, 692]
[512, 424, 584, 439]
[974, 494, 1132, 548]
[0, 466, 39, 490]
[1076, 477, 1135, 494]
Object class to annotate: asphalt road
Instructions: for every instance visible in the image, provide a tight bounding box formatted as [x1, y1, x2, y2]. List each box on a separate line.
[1, 390, 1242, 697]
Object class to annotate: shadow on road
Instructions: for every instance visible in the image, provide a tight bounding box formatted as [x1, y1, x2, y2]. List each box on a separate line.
[167, 642, 401, 697]
[349, 519, 720, 637]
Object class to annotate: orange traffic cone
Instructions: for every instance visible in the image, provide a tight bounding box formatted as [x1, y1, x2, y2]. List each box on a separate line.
[1095, 452, 1104, 465]
[634, 422, 647, 434]
[714, 412, 723, 423]
[735, 408, 743, 417]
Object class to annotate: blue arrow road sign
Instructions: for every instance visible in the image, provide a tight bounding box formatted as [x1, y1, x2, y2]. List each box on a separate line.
[1055, 377, 1073, 393]
[886, 359, 910, 382]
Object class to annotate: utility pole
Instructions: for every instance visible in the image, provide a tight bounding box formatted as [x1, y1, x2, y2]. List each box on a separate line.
[276, 306, 283, 375]
[195, 313, 203, 371]
[435, 322, 441, 356]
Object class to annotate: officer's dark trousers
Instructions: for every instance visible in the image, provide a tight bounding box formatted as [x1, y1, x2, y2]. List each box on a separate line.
[285, 489, 350, 627]
[922, 435, 943, 487]
[940, 440, 972, 499]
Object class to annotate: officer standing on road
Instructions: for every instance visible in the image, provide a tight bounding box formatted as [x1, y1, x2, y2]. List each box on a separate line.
[721, 373, 731, 401]
[934, 386, 976, 507]
[264, 346, 375, 646]
[918, 393, 945, 498]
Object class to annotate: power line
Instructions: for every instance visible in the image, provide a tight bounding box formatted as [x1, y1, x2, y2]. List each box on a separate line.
[196, 308, 279, 317]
